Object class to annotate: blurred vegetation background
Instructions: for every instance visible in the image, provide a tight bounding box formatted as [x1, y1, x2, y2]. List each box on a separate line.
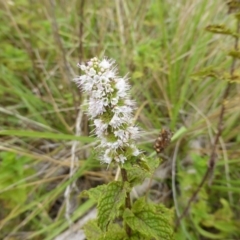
[0, 0, 240, 239]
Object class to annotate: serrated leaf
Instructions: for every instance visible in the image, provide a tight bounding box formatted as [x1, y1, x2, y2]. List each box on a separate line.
[127, 235, 144, 240]
[98, 223, 126, 240]
[143, 156, 160, 173]
[126, 164, 149, 186]
[131, 155, 160, 173]
[155, 204, 174, 224]
[81, 184, 107, 202]
[123, 157, 160, 186]
[123, 198, 174, 240]
[83, 220, 102, 240]
[98, 181, 128, 232]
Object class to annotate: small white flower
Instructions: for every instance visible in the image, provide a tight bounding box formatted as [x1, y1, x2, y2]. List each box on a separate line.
[116, 77, 129, 98]
[115, 154, 127, 163]
[102, 149, 112, 164]
[111, 97, 119, 105]
[77, 63, 86, 71]
[105, 69, 116, 79]
[129, 144, 140, 156]
[74, 57, 140, 164]
[88, 61, 93, 67]
[99, 58, 114, 69]
[89, 68, 96, 76]
[88, 98, 106, 117]
[94, 119, 108, 137]
[127, 126, 139, 140]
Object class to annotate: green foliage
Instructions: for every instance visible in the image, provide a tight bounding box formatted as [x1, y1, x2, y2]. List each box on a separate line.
[97, 181, 129, 232]
[123, 163, 149, 186]
[103, 224, 126, 240]
[84, 220, 127, 240]
[0, 152, 35, 208]
[199, 199, 240, 238]
[1, 0, 240, 239]
[178, 153, 240, 239]
[123, 197, 174, 240]
[191, 198, 240, 239]
[83, 156, 170, 239]
[141, 155, 161, 173]
[82, 184, 107, 201]
[123, 156, 160, 186]
[178, 9, 240, 238]
[83, 220, 102, 240]
[83, 181, 129, 234]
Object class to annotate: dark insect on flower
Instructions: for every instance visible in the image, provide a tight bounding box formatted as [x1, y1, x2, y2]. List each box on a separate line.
[154, 129, 172, 154]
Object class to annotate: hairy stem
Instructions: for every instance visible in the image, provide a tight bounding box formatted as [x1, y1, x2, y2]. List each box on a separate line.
[121, 168, 132, 237]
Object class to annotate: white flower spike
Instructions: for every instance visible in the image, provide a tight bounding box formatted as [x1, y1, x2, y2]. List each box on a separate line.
[74, 57, 140, 164]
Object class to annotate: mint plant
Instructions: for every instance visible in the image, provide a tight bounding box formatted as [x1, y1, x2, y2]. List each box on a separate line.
[74, 57, 174, 239]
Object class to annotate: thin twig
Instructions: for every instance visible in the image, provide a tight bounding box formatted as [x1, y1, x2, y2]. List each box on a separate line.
[121, 168, 132, 237]
[176, 17, 240, 228]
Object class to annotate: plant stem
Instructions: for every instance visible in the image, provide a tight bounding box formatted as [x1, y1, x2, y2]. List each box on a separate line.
[121, 168, 132, 237]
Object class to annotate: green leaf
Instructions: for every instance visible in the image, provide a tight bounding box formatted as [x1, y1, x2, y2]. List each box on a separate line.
[202, 199, 239, 235]
[98, 223, 126, 240]
[171, 126, 187, 141]
[123, 156, 160, 186]
[81, 184, 107, 201]
[211, 185, 240, 193]
[141, 155, 160, 173]
[83, 220, 102, 240]
[123, 197, 174, 240]
[125, 164, 149, 186]
[191, 196, 240, 239]
[0, 152, 35, 208]
[194, 224, 226, 239]
[98, 181, 128, 232]
[0, 130, 93, 142]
